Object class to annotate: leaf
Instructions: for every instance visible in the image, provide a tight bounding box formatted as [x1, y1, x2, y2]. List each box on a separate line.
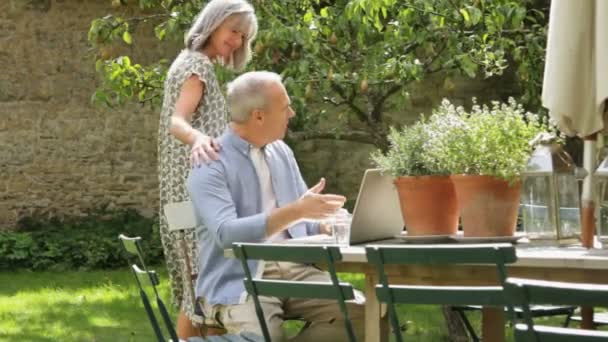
[122, 31, 132, 45]
[118, 56, 131, 67]
[154, 24, 166, 41]
[457, 54, 477, 78]
[468, 6, 482, 25]
[320, 7, 328, 18]
[459, 8, 471, 26]
[303, 11, 313, 24]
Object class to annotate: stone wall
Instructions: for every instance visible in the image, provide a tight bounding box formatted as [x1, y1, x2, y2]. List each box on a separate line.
[0, 0, 520, 229]
[0, 0, 171, 228]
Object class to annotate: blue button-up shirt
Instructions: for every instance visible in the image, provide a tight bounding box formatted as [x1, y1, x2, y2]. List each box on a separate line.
[186, 127, 320, 305]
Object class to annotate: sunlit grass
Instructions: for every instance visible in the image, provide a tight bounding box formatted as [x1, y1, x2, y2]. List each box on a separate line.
[1, 270, 584, 342]
[0, 270, 175, 342]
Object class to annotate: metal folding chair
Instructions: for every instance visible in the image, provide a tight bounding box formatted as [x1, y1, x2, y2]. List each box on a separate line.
[163, 201, 227, 336]
[365, 243, 519, 342]
[120, 234, 260, 342]
[451, 303, 574, 341]
[233, 243, 359, 342]
[119, 234, 179, 342]
[505, 277, 608, 342]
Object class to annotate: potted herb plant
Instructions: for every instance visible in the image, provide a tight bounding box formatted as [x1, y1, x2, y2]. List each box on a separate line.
[425, 98, 549, 237]
[371, 113, 459, 236]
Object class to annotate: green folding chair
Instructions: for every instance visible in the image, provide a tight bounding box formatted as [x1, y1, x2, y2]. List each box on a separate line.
[451, 303, 574, 341]
[119, 234, 260, 342]
[119, 234, 179, 342]
[365, 243, 518, 342]
[504, 277, 608, 342]
[233, 243, 358, 342]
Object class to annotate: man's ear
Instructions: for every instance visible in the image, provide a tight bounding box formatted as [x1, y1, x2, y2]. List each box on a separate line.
[252, 108, 265, 125]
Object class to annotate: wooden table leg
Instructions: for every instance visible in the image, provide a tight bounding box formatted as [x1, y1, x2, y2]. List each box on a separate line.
[581, 306, 595, 329]
[482, 307, 505, 342]
[365, 274, 388, 342]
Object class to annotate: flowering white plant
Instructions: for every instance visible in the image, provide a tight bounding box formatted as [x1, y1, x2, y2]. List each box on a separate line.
[372, 97, 552, 182]
[424, 98, 551, 183]
[371, 101, 463, 177]
[370, 121, 440, 177]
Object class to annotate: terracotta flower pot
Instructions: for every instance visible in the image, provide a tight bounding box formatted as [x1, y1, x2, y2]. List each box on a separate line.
[393, 176, 459, 236]
[450, 175, 521, 237]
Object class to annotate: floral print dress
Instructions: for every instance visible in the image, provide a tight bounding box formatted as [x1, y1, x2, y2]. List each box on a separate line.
[158, 49, 227, 321]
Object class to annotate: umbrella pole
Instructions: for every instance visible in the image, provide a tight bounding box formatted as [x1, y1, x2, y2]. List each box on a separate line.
[581, 135, 598, 248]
[581, 134, 598, 330]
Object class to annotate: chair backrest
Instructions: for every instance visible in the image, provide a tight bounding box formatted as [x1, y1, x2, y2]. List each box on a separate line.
[233, 243, 358, 342]
[365, 243, 517, 342]
[119, 234, 147, 268]
[119, 234, 179, 342]
[505, 277, 608, 342]
[163, 201, 197, 232]
[164, 201, 224, 330]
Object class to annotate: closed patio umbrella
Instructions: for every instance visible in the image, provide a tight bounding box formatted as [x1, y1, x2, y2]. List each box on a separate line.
[543, 0, 608, 246]
[542, 0, 608, 329]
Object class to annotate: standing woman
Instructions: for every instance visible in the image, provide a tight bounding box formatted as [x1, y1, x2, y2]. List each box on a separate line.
[158, 0, 257, 338]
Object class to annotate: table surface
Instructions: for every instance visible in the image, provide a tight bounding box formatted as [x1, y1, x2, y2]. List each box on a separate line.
[336, 242, 608, 268]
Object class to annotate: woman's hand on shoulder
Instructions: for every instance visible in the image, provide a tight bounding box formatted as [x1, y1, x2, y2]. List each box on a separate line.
[190, 130, 221, 167]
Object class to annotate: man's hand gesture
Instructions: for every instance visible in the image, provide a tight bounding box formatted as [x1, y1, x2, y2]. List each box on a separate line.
[297, 178, 346, 221]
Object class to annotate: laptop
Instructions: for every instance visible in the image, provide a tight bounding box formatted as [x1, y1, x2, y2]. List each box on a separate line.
[289, 169, 404, 245]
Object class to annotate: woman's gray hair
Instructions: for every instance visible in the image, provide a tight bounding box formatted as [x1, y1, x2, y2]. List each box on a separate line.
[226, 71, 283, 123]
[184, 0, 257, 71]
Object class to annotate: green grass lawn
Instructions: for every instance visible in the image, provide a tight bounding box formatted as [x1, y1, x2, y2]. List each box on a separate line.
[2, 270, 581, 341]
[0, 270, 459, 341]
[0, 270, 173, 342]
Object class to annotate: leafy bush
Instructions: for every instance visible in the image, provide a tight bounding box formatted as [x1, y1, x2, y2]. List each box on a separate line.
[0, 207, 163, 271]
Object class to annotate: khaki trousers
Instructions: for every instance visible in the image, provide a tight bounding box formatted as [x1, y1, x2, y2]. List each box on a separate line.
[201, 261, 365, 342]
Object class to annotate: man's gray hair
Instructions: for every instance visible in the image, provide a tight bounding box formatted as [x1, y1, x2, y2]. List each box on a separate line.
[184, 0, 257, 71]
[226, 71, 283, 123]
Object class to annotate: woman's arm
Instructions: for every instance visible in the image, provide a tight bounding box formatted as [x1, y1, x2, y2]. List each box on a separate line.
[169, 74, 220, 165]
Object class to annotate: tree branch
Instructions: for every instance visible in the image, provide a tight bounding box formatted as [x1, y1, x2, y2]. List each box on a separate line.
[287, 130, 378, 146]
[402, 4, 451, 20]
[329, 81, 369, 123]
[371, 84, 403, 122]
[322, 96, 347, 107]
[125, 13, 171, 23]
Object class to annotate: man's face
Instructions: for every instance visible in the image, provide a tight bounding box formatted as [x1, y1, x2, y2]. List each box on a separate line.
[259, 82, 295, 143]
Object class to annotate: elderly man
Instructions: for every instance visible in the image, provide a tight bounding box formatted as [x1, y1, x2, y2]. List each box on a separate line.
[186, 71, 364, 341]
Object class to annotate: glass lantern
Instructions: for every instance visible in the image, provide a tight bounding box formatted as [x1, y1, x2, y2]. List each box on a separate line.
[520, 143, 585, 243]
[595, 156, 608, 244]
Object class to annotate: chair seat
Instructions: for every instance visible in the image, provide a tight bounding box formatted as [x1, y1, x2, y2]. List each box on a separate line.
[453, 304, 576, 317]
[452, 304, 575, 341]
[570, 312, 608, 326]
[187, 331, 264, 341]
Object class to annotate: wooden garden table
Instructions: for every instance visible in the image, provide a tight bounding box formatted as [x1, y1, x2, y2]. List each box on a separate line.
[333, 243, 608, 342]
[226, 243, 608, 341]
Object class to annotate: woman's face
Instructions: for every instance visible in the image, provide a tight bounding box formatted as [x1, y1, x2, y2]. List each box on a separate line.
[205, 15, 246, 62]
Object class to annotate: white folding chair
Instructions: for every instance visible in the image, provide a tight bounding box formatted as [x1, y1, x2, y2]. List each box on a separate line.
[163, 201, 226, 336]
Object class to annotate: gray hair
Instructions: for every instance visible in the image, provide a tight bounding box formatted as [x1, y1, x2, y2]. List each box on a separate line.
[226, 71, 283, 123]
[184, 0, 257, 71]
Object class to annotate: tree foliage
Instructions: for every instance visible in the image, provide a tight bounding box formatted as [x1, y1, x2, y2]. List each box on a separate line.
[89, 0, 548, 149]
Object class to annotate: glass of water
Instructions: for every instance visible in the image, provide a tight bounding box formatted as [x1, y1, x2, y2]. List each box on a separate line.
[331, 209, 352, 246]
